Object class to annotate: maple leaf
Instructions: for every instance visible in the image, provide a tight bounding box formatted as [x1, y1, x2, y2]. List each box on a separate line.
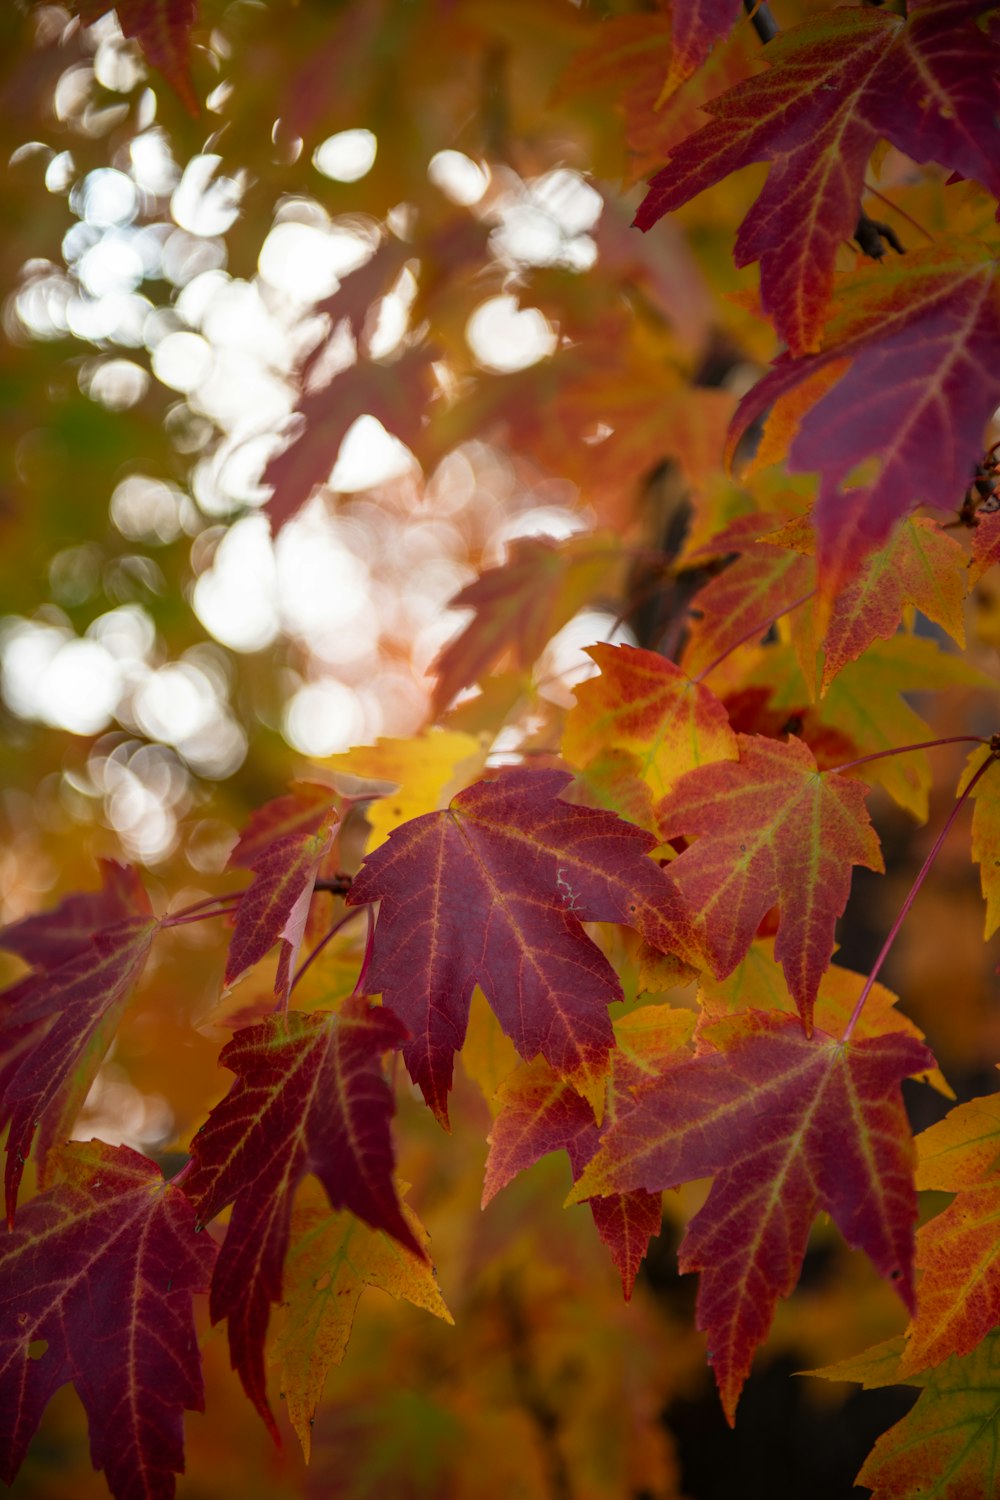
[730, 244, 1000, 599]
[273, 1177, 452, 1459]
[854, 1331, 1000, 1500]
[348, 767, 698, 1124]
[656, 734, 882, 1027]
[970, 509, 1000, 585]
[562, 643, 738, 801]
[0, 859, 149, 971]
[0, 867, 158, 1222]
[73, 2, 200, 114]
[637, 5, 1000, 355]
[572, 1009, 935, 1420]
[264, 345, 434, 533]
[678, 514, 815, 681]
[183, 1000, 418, 1436]
[662, 0, 744, 98]
[430, 534, 620, 716]
[751, 636, 991, 820]
[483, 1006, 694, 1296]
[224, 792, 338, 1000]
[773, 515, 968, 692]
[0, 1139, 216, 1500]
[697, 938, 950, 1095]
[896, 1090, 1000, 1377]
[324, 729, 484, 850]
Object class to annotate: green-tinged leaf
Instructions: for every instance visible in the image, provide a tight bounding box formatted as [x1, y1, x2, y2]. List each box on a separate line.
[274, 1178, 452, 1459]
[184, 1001, 417, 1437]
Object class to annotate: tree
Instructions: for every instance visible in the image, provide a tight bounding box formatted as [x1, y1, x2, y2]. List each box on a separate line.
[1, 0, 999, 1496]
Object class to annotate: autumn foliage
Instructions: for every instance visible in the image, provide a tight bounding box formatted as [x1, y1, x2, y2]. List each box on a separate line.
[3, 0, 1000, 1497]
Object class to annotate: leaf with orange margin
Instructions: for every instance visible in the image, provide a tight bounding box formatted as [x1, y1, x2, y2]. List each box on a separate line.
[768, 515, 968, 692]
[73, 1, 200, 113]
[697, 938, 951, 1096]
[0, 868, 158, 1223]
[678, 516, 815, 681]
[656, 734, 882, 1027]
[572, 1009, 934, 1421]
[563, 644, 738, 803]
[854, 1331, 1000, 1500]
[183, 1000, 418, 1438]
[729, 245, 1000, 604]
[324, 729, 484, 851]
[0, 1139, 216, 1500]
[273, 1177, 452, 1460]
[430, 534, 620, 717]
[959, 746, 1000, 940]
[348, 767, 699, 1124]
[896, 1090, 1000, 1377]
[483, 1005, 693, 1296]
[637, 7, 1000, 356]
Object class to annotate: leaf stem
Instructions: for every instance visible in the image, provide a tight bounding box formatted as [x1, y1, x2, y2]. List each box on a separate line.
[351, 905, 377, 998]
[841, 749, 999, 1041]
[829, 735, 988, 776]
[692, 587, 816, 684]
[289, 905, 366, 994]
[161, 894, 242, 929]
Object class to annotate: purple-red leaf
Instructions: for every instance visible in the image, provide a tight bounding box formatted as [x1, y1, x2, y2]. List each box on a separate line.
[348, 767, 698, 1124]
[730, 245, 1000, 600]
[573, 1010, 934, 1419]
[0, 1140, 215, 1500]
[637, 3, 1000, 354]
[225, 803, 338, 999]
[183, 1000, 416, 1437]
[0, 869, 158, 1223]
[74, 2, 200, 114]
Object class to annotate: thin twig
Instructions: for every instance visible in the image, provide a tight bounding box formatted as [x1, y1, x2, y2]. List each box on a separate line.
[842, 749, 999, 1041]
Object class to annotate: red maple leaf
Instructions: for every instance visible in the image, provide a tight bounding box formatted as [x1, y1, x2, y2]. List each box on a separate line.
[224, 790, 339, 1000]
[573, 1010, 934, 1419]
[430, 534, 620, 716]
[73, 2, 200, 114]
[483, 1006, 693, 1296]
[730, 246, 1000, 600]
[264, 345, 434, 533]
[183, 1001, 417, 1436]
[0, 1139, 216, 1500]
[348, 767, 698, 1123]
[637, 2, 1000, 355]
[657, 734, 882, 1027]
[0, 867, 158, 1222]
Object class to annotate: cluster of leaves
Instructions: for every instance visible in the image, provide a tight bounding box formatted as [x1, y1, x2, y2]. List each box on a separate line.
[4, 0, 1000, 1497]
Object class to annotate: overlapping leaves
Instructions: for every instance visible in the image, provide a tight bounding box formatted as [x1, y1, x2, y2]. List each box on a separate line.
[184, 1001, 417, 1436]
[637, 2, 1000, 356]
[573, 1009, 935, 1419]
[349, 767, 698, 1122]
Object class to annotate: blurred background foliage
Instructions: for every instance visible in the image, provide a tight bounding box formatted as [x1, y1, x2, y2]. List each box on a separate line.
[2, 3, 998, 1497]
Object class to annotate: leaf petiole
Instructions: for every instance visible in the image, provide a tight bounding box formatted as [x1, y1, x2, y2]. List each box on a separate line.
[829, 735, 988, 776]
[842, 747, 1000, 1041]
